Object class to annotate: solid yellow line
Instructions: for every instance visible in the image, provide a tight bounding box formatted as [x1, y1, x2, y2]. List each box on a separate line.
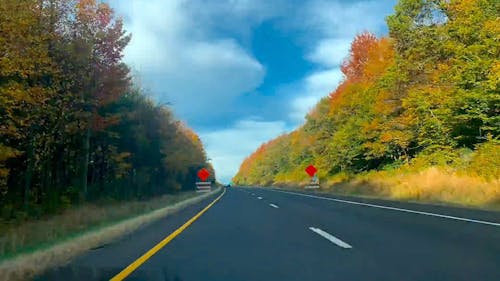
[110, 188, 226, 281]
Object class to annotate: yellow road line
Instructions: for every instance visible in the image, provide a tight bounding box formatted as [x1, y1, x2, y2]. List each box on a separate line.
[110, 188, 226, 281]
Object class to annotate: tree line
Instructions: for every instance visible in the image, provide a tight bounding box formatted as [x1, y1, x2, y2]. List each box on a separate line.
[233, 0, 499, 186]
[0, 0, 213, 221]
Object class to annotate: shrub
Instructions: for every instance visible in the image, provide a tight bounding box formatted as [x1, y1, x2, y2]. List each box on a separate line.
[467, 139, 500, 180]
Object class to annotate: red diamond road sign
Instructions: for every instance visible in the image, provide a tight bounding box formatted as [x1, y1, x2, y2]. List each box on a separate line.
[197, 168, 210, 181]
[305, 165, 317, 177]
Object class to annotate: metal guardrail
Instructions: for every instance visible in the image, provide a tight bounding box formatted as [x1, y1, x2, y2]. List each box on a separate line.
[305, 183, 320, 189]
[306, 177, 320, 189]
[196, 182, 212, 192]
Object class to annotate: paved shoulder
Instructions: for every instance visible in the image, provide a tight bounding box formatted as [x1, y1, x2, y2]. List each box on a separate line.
[35, 191, 224, 281]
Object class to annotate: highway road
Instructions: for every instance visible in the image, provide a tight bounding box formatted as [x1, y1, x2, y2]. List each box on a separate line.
[37, 187, 500, 281]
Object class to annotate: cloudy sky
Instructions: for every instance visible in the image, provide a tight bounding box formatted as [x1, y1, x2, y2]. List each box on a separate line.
[107, 0, 398, 183]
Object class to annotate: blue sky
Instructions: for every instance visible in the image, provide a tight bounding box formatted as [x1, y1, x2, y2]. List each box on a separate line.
[108, 0, 398, 183]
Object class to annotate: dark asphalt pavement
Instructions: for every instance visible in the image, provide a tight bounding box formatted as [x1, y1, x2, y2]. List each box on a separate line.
[37, 187, 500, 281]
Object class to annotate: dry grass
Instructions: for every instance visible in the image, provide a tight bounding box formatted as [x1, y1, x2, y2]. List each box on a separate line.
[271, 167, 499, 209]
[0, 188, 222, 281]
[0, 192, 197, 259]
[343, 167, 500, 208]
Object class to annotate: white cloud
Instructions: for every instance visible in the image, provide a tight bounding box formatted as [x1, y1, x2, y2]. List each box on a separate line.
[289, 68, 343, 121]
[200, 119, 289, 183]
[304, 0, 389, 37]
[308, 38, 351, 67]
[111, 0, 265, 120]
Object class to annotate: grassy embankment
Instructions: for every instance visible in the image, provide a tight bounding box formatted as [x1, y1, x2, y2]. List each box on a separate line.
[272, 166, 499, 210]
[241, 140, 499, 209]
[0, 188, 222, 281]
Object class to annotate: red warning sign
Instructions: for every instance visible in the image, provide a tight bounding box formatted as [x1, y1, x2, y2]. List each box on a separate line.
[305, 165, 317, 177]
[197, 168, 210, 181]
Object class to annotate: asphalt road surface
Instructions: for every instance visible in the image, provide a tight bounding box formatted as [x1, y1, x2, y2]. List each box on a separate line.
[37, 187, 500, 281]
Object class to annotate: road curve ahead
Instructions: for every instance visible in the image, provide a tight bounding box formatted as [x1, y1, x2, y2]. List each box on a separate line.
[38, 187, 500, 281]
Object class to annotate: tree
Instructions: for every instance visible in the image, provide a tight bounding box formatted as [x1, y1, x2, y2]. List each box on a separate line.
[0, 0, 61, 210]
[0, 0, 212, 221]
[70, 0, 131, 198]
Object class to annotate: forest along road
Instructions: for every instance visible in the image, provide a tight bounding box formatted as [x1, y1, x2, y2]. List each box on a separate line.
[38, 187, 500, 281]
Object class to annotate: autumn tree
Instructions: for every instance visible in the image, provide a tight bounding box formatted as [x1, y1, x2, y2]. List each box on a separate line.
[234, 0, 499, 188]
[66, 0, 131, 198]
[0, 0, 212, 221]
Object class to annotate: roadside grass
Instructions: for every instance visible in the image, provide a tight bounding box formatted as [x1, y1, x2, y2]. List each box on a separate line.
[271, 167, 499, 210]
[353, 167, 500, 209]
[0, 191, 199, 261]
